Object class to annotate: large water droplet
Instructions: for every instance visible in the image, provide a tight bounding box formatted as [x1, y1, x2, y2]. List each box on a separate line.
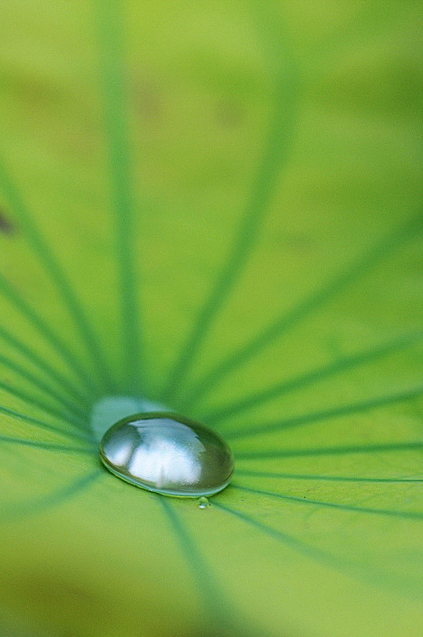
[99, 412, 234, 497]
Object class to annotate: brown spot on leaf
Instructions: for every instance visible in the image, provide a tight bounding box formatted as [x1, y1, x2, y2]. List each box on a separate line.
[136, 80, 162, 120]
[215, 99, 244, 128]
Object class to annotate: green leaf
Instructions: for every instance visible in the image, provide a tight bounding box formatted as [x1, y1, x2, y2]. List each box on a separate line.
[0, 1, 422, 636]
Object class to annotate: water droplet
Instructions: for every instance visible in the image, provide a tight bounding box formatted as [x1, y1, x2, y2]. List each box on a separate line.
[100, 412, 234, 497]
[198, 496, 210, 509]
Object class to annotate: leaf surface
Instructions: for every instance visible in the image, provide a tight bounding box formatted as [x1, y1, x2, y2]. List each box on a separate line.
[0, 2, 422, 636]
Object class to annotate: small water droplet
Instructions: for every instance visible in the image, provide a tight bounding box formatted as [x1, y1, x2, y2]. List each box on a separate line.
[198, 496, 210, 509]
[100, 412, 234, 497]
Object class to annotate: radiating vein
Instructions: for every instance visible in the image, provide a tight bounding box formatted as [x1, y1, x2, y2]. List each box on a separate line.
[0, 469, 102, 522]
[0, 152, 113, 392]
[97, 0, 142, 391]
[226, 384, 423, 440]
[0, 378, 86, 428]
[185, 212, 423, 407]
[0, 325, 92, 406]
[161, 5, 300, 404]
[0, 433, 95, 452]
[0, 273, 101, 395]
[232, 484, 423, 520]
[159, 498, 230, 620]
[214, 499, 349, 570]
[205, 331, 422, 424]
[236, 441, 423, 461]
[0, 351, 87, 419]
[0, 405, 92, 442]
[213, 501, 422, 590]
[236, 469, 423, 483]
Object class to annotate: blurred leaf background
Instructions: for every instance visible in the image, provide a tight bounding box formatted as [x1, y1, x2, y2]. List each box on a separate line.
[0, 1, 422, 636]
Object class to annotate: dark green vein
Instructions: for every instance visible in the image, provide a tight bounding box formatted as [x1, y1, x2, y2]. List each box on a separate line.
[213, 501, 422, 591]
[0, 470, 102, 523]
[214, 499, 346, 570]
[236, 469, 423, 483]
[0, 405, 92, 443]
[0, 152, 113, 392]
[0, 351, 87, 420]
[205, 331, 422, 425]
[0, 378, 86, 429]
[185, 212, 423, 408]
[0, 433, 96, 452]
[232, 484, 423, 520]
[0, 273, 100, 396]
[97, 0, 141, 391]
[159, 497, 231, 621]
[161, 7, 300, 404]
[0, 325, 92, 406]
[236, 441, 423, 461]
[226, 385, 423, 440]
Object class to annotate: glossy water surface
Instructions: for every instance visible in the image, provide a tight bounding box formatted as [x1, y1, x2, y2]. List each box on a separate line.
[100, 412, 234, 497]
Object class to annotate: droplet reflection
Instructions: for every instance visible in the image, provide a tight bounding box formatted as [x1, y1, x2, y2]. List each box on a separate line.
[100, 412, 234, 497]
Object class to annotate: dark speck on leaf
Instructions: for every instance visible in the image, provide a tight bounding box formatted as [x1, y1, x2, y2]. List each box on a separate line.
[0, 209, 17, 235]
